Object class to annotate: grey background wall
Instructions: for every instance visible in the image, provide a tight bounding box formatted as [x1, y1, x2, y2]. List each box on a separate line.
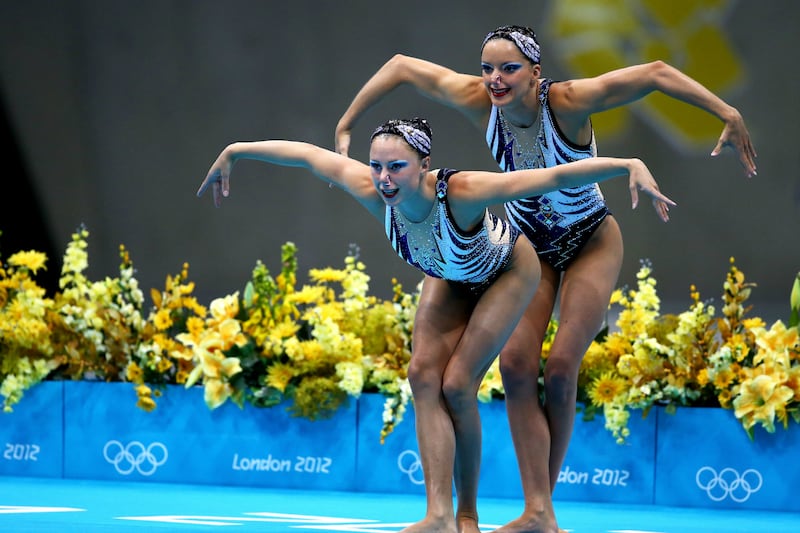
[1, 1, 798, 322]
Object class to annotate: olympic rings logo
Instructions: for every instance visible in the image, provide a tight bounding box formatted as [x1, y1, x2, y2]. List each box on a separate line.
[103, 440, 168, 476]
[397, 450, 425, 485]
[695, 466, 763, 502]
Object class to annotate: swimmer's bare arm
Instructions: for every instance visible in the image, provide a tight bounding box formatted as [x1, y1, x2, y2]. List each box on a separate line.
[335, 55, 488, 156]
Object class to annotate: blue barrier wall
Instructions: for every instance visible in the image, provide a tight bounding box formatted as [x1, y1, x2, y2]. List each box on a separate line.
[1, 382, 797, 512]
[0, 381, 63, 478]
[62, 382, 357, 490]
[655, 407, 800, 512]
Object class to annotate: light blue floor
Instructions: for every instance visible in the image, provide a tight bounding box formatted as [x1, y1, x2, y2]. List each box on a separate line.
[1, 476, 798, 532]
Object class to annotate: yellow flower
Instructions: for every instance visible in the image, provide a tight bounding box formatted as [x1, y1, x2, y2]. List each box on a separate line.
[733, 374, 794, 432]
[170, 343, 195, 361]
[616, 354, 636, 377]
[186, 316, 205, 337]
[603, 334, 632, 359]
[755, 320, 799, 355]
[580, 342, 611, 374]
[153, 308, 173, 331]
[309, 267, 347, 283]
[199, 350, 241, 380]
[204, 379, 234, 409]
[272, 319, 301, 339]
[602, 400, 632, 445]
[8, 250, 47, 273]
[136, 395, 157, 412]
[588, 372, 627, 406]
[307, 304, 345, 325]
[724, 333, 750, 362]
[265, 362, 296, 392]
[742, 317, 766, 330]
[713, 368, 736, 389]
[786, 365, 800, 402]
[134, 384, 156, 412]
[636, 264, 652, 280]
[208, 293, 240, 322]
[126, 362, 144, 382]
[609, 288, 623, 305]
[696, 368, 710, 387]
[717, 389, 733, 408]
[217, 317, 249, 348]
[288, 286, 327, 305]
[156, 357, 173, 374]
[291, 339, 324, 362]
[283, 337, 324, 362]
[336, 361, 365, 396]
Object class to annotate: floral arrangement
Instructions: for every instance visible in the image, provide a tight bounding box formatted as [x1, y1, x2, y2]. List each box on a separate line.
[1, 227, 416, 443]
[577, 260, 800, 443]
[1, 227, 798, 444]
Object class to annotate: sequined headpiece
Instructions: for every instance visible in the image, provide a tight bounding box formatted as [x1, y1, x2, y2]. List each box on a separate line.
[370, 118, 432, 157]
[482, 25, 541, 65]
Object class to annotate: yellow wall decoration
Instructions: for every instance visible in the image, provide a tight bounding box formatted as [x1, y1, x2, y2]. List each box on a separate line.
[547, 0, 744, 150]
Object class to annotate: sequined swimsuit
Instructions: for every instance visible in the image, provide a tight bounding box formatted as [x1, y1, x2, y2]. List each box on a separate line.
[385, 168, 519, 290]
[485, 78, 610, 271]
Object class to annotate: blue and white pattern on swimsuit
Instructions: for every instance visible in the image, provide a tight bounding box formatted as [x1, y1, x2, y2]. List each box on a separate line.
[385, 168, 518, 284]
[484, 78, 610, 271]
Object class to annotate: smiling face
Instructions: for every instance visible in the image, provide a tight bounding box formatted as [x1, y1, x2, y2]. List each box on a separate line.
[480, 38, 540, 107]
[368, 134, 430, 209]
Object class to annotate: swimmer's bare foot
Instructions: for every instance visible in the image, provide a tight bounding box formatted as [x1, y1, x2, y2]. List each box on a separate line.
[400, 516, 458, 533]
[489, 513, 559, 533]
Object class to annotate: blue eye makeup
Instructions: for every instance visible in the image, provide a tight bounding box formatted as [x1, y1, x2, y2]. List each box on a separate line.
[370, 160, 409, 172]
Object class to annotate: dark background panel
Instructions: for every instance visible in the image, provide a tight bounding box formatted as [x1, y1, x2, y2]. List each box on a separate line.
[0, 0, 796, 321]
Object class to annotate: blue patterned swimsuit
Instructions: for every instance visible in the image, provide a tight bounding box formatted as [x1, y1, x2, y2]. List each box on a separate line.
[485, 78, 610, 271]
[385, 168, 519, 292]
